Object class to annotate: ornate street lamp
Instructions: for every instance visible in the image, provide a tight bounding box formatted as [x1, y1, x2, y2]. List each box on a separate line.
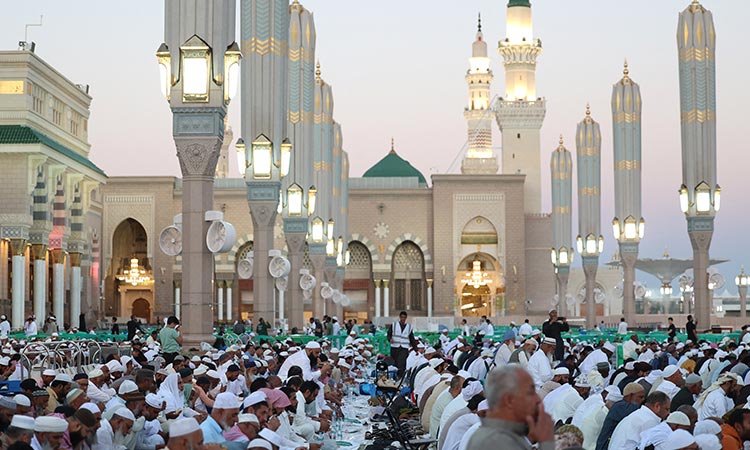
[551, 135, 573, 316]
[576, 105, 603, 329]
[612, 61, 644, 324]
[736, 267, 749, 318]
[157, 0, 238, 344]
[677, 0, 719, 328]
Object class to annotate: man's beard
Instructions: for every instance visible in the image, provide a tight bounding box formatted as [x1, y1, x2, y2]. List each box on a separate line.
[308, 354, 318, 367]
[85, 432, 98, 446]
[70, 430, 85, 446]
[39, 439, 55, 450]
[114, 429, 128, 446]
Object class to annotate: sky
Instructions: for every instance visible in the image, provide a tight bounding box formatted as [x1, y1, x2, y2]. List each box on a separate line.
[1, 0, 748, 294]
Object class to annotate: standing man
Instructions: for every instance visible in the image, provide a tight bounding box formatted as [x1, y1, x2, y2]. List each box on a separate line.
[541, 309, 569, 362]
[159, 316, 183, 364]
[686, 315, 698, 343]
[667, 317, 677, 340]
[126, 316, 142, 341]
[388, 311, 417, 377]
[24, 316, 37, 337]
[617, 317, 628, 335]
[0, 315, 10, 338]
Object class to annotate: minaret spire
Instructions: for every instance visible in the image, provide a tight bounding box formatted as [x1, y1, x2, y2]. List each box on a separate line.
[461, 13, 496, 174]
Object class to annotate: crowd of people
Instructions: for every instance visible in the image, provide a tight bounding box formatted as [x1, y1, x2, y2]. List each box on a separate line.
[0, 308, 747, 450]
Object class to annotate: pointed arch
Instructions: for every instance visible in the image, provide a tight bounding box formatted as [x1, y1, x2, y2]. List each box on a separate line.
[384, 233, 432, 266]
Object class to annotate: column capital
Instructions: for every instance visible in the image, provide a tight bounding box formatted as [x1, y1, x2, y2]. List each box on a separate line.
[69, 252, 82, 267]
[174, 280, 182, 289]
[9, 239, 27, 256]
[175, 138, 223, 177]
[383, 279, 390, 288]
[426, 278, 433, 288]
[31, 243, 47, 260]
[50, 248, 66, 265]
[581, 255, 600, 268]
[374, 279, 382, 288]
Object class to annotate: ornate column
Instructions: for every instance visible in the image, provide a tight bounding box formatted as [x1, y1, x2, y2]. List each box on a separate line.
[323, 256, 337, 317]
[283, 222, 307, 330]
[0, 240, 8, 300]
[31, 244, 47, 325]
[69, 252, 82, 330]
[50, 248, 65, 326]
[374, 279, 381, 318]
[10, 239, 27, 329]
[550, 135, 573, 316]
[678, 1, 719, 329]
[575, 106, 603, 330]
[160, 0, 237, 345]
[383, 279, 390, 318]
[426, 279, 433, 318]
[174, 280, 181, 319]
[310, 244, 326, 319]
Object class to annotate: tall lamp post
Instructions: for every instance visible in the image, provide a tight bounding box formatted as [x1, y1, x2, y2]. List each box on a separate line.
[677, 1, 720, 330]
[239, 0, 292, 323]
[736, 267, 748, 318]
[550, 135, 573, 317]
[612, 62, 644, 324]
[158, 0, 239, 345]
[575, 105, 604, 330]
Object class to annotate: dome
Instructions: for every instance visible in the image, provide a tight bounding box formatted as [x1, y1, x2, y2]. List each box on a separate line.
[508, 0, 531, 7]
[363, 141, 427, 186]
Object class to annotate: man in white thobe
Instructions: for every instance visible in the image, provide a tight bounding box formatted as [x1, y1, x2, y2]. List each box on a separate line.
[467, 349, 493, 382]
[637, 411, 692, 450]
[493, 330, 516, 367]
[518, 320, 533, 337]
[694, 372, 738, 421]
[578, 342, 614, 377]
[608, 392, 671, 450]
[653, 365, 683, 400]
[543, 377, 590, 424]
[527, 338, 556, 388]
[577, 386, 621, 450]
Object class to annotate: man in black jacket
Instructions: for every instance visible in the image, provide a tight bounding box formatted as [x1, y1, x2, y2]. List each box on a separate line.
[542, 309, 569, 361]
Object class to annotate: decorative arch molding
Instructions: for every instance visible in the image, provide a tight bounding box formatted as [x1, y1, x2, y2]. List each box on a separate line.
[102, 194, 155, 268]
[228, 234, 254, 264]
[385, 233, 432, 266]
[348, 233, 377, 259]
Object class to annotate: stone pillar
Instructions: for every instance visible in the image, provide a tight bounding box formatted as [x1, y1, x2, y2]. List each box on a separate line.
[688, 218, 713, 331]
[174, 281, 181, 319]
[383, 280, 390, 318]
[278, 287, 285, 325]
[620, 243, 638, 324]
[283, 219, 308, 331]
[426, 279, 433, 318]
[739, 285, 747, 319]
[324, 257, 337, 318]
[556, 266, 570, 318]
[50, 248, 65, 326]
[582, 256, 598, 330]
[0, 240, 8, 300]
[31, 244, 47, 327]
[217, 280, 224, 322]
[246, 182, 280, 325]
[69, 252, 82, 330]
[10, 239, 27, 329]
[226, 282, 233, 322]
[374, 280, 381, 318]
[310, 245, 326, 319]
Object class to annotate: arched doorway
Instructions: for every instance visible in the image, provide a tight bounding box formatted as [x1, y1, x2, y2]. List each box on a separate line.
[390, 241, 425, 313]
[132, 298, 151, 322]
[236, 241, 254, 321]
[344, 241, 373, 321]
[456, 253, 504, 317]
[461, 284, 491, 317]
[106, 218, 153, 320]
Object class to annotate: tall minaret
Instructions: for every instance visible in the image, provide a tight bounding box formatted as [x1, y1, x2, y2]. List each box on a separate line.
[461, 14, 497, 175]
[496, 0, 546, 213]
[215, 115, 232, 178]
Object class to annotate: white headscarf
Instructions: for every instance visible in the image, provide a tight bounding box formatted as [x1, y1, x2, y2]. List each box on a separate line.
[157, 373, 184, 412]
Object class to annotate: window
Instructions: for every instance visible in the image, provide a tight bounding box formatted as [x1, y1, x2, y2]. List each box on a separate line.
[391, 241, 425, 311]
[51, 97, 64, 126]
[30, 83, 46, 115]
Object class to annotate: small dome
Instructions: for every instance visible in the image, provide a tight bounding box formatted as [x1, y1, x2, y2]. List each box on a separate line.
[363, 140, 427, 186]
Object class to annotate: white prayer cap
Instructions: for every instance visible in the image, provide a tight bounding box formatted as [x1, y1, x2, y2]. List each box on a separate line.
[191, 355, 201, 362]
[338, 361, 351, 369]
[170, 418, 201, 438]
[144, 350, 157, 361]
[194, 365, 207, 376]
[305, 341, 321, 349]
[428, 358, 443, 368]
[145, 393, 164, 410]
[604, 385, 623, 403]
[13, 394, 31, 407]
[694, 419, 722, 436]
[694, 434, 721, 450]
[288, 347, 299, 353]
[478, 400, 489, 412]
[118, 380, 139, 395]
[34, 416, 68, 432]
[10, 415, 35, 430]
[258, 428, 284, 447]
[120, 356, 132, 365]
[574, 377, 590, 388]
[531, 329, 542, 336]
[239, 414, 259, 425]
[666, 411, 691, 426]
[114, 408, 136, 422]
[462, 380, 483, 401]
[329, 347, 339, 354]
[214, 392, 241, 410]
[715, 349, 728, 359]
[243, 391, 267, 409]
[542, 337, 557, 346]
[481, 349, 494, 358]
[0, 398, 15, 412]
[661, 429, 695, 449]
[81, 403, 100, 414]
[106, 360, 124, 373]
[603, 342, 616, 353]
[87, 368, 104, 379]
[662, 365, 680, 378]
[248, 438, 273, 450]
[42, 369, 57, 377]
[54, 373, 72, 383]
[553, 367, 570, 376]
[457, 370, 472, 379]
[417, 343, 426, 349]
[624, 361, 635, 370]
[425, 347, 437, 354]
[349, 330, 356, 335]
[206, 370, 220, 379]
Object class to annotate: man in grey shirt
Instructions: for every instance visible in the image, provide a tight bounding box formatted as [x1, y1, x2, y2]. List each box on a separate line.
[466, 366, 554, 450]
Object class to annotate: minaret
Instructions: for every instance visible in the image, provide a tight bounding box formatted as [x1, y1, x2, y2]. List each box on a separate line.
[678, 0, 719, 327]
[215, 115, 232, 178]
[461, 14, 497, 175]
[496, 0, 546, 213]
[550, 135, 572, 317]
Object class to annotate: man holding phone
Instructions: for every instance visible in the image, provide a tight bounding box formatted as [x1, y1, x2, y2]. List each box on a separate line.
[542, 309, 569, 362]
[160, 316, 183, 364]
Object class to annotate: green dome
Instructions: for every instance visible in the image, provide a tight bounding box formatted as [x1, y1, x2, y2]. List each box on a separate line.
[508, 0, 531, 7]
[363, 147, 427, 185]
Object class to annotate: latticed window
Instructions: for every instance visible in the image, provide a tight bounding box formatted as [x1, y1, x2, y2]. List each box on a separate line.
[302, 243, 312, 271]
[236, 242, 254, 263]
[391, 241, 425, 312]
[348, 242, 371, 270]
